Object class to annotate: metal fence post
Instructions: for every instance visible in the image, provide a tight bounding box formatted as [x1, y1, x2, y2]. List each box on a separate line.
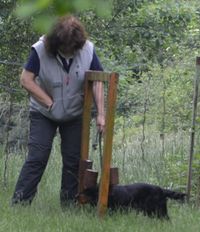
[186, 57, 200, 201]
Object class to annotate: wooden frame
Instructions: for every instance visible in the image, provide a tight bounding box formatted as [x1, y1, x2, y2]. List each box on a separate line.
[78, 71, 119, 217]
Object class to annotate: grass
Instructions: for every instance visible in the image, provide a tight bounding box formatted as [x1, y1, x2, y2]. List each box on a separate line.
[1, 190, 200, 232]
[1, 129, 200, 232]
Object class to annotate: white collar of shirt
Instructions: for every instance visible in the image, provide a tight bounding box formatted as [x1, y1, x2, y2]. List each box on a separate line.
[58, 51, 73, 64]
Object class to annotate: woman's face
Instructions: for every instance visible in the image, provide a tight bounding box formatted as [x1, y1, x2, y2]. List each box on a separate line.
[59, 45, 74, 57]
[59, 41, 81, 57]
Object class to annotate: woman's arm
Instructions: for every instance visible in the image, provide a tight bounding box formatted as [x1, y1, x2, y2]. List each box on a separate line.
[20, 69, 53, 109]
[93, 81, 105, 132]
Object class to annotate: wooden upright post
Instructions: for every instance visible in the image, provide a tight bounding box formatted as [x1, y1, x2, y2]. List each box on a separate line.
[80, 76, 93, 161]
[78, 76, 93, 195]
[97, 72, 118, 217]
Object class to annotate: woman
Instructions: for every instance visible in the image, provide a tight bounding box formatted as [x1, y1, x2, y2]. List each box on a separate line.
[12, 15, 105, 207]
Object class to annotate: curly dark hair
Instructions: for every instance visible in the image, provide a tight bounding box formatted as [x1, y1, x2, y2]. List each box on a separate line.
[45, 15, 87, 56]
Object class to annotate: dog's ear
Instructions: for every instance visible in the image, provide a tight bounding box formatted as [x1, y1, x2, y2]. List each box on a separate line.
[80, 186, 99, 205]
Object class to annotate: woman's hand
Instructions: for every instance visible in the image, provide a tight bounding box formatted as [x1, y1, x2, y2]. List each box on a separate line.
[20, 69, 53, 108]
[96, 113, 105, 133]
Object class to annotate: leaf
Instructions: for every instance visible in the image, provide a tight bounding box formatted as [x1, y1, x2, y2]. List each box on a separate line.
[15, 2, 38, 18]
[95, 0, 113, 17]
[33, 14, 57, 33]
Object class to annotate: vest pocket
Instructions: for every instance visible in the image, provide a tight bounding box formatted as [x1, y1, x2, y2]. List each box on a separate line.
[63, 93, 84, 116]
[49, 93, 84, 121]
[51, 81, 63, 99]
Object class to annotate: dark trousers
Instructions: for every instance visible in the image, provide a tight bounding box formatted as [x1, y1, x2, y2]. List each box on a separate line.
[12, 111, 82, 205]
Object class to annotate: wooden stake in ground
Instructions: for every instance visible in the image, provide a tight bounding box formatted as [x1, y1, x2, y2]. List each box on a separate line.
[186, 57, 200, 201]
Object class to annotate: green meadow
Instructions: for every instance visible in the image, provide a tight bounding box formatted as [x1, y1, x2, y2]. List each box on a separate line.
[1, 130, 200, 232]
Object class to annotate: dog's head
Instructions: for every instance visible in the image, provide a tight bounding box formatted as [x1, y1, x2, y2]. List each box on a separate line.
[82, 186, 99, 206]
[77, 186, 99, 206]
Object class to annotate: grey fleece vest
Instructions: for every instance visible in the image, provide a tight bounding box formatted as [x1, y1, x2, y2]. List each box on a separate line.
[30, 37, 94, 122]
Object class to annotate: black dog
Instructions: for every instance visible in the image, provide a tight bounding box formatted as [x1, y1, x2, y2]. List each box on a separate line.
[81, 183, 186, 219]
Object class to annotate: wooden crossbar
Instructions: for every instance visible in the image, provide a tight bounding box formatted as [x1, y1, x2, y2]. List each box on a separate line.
[78, 71, 119, 218]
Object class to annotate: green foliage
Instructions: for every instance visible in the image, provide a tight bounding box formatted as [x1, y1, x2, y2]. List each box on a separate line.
[0, 1, 39, 101]
[81, 0, 197, 68]
[0, 0, 16, 19]
[78, 0, 200, 135]
[15, 0, 114, 32]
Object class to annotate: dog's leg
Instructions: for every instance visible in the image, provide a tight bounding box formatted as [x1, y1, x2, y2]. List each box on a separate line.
[156, 200, 170, 220]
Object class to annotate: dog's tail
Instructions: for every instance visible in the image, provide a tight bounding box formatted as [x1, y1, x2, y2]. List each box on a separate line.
[163, 189, 186, 201]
